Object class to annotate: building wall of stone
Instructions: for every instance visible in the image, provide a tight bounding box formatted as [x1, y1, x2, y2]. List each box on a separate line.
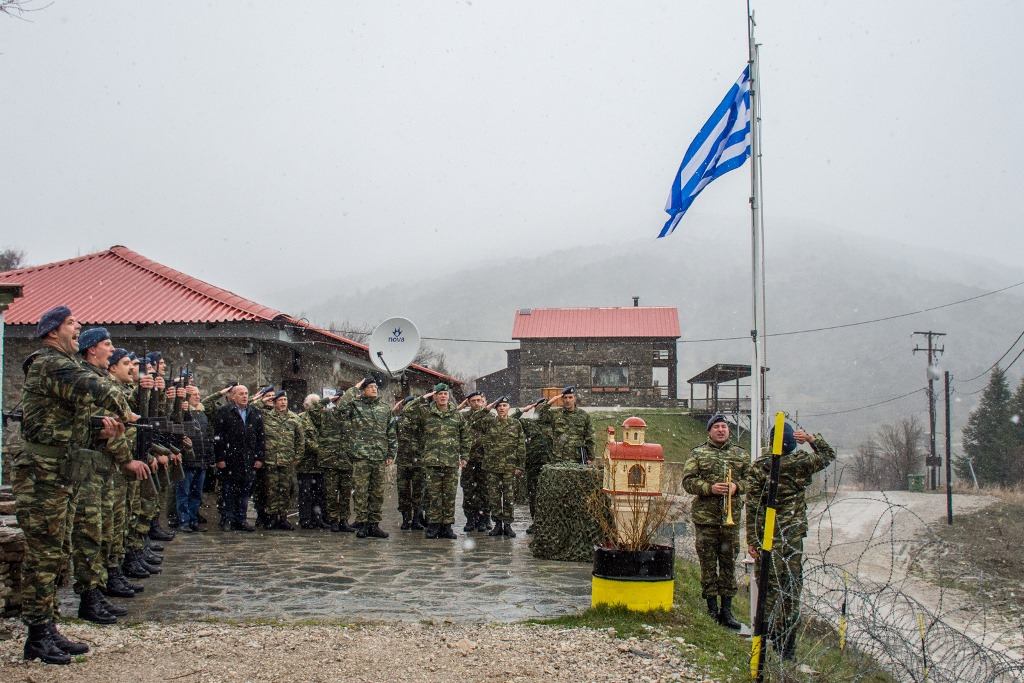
[516, 338, 677, 407]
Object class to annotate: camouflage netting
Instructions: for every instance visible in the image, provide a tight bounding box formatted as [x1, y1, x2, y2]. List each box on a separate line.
[529, 463, 603, 562]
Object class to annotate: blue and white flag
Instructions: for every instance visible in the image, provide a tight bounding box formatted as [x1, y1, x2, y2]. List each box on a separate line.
[659, 66, 751, 238]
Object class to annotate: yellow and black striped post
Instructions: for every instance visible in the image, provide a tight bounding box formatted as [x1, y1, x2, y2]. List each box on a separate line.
[750, 411, 786, 681]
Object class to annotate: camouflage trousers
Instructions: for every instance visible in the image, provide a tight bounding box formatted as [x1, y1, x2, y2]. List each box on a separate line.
[755, 536, 804, 640]
[322, 465, 353, 524]
[71, 472, 107, 593]
[694, 523, 741, 599]
[485, 470, 516, 522]
[262, 464, 296, 517]
[351, 459, 386, 524]
[525, 451, 546, 519]
[103, 469, 128, 568]
[125, 479, 145, 551]
[396, 462, 425, 514]
[12, 451, 77, 626]
[460, 457, 488, 519]
[424, 465, 459, 525]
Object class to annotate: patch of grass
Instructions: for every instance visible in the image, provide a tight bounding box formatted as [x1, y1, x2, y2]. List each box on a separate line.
[591, 410, 709, 463]
[532, 559, 895, 683]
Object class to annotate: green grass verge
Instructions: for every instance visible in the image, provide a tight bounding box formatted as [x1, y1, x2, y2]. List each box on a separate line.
[532, 559, 894, 682]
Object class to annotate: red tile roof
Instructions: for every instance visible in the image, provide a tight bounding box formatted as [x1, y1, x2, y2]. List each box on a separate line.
[511, 307, 680, 339]
[0, 246, 458, 383]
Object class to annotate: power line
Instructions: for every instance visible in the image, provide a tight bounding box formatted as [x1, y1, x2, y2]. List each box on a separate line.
[802, 387, 926, 418]
[959, 326, 1024, 383]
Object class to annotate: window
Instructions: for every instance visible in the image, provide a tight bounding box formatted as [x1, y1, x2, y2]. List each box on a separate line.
[628, 464, 646, 488]
[591, 365, 629, 387]
[653, 348, 670, 361]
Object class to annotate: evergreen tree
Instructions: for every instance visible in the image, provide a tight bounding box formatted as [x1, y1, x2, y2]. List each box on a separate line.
[957, 368, 1015, 485]
[1008, 376, 1024, 485]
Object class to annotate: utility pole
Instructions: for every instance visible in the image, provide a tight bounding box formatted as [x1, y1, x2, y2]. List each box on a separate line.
[913, 331, 946, 490]
[944, 370, 953, 524]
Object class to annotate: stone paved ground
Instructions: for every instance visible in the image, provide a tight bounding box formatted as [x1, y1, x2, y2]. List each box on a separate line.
[59, 490, 594, 624]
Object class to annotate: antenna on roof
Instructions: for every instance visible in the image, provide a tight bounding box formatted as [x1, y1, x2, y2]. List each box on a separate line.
[632, 296, 639, 307]
[368, 317, 421, 376]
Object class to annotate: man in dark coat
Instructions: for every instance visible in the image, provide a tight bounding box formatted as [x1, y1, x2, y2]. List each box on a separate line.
[213, 385, 265, 531]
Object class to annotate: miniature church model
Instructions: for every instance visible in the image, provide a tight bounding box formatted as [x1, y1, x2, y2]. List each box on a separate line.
[601, 417, 665, 540]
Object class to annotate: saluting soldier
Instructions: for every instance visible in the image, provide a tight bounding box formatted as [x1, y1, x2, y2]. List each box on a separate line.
[482, 397, 526, 538]
[512, 397, 551, 533]
[536, 386, 595, 464]
[297, 394, 325, 529]
[338, 377, 396, 539]
[746, 422, 836, 661]
[459, 391, 492, 532]
[320, 392, 356, 532]
[14, 306, 139, 664]
[394, 396, 426, 530]
[681, 414, 749, 630]
[403, 383, 469, 539]
[261, 390, 304, 530]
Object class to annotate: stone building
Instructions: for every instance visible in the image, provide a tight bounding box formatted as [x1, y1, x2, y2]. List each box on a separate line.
[0, 246, 460, 464]
[475, 304, 680, 407]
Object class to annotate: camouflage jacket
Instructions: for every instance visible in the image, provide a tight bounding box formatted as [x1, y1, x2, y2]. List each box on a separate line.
[512, 409, 551, 465]
[337, 386, 396, 462]
[482, 415, 526, 474]
[82, 362, 134, 468]
[262, 408, 304, 467]
[395, 412, 422, 467]
[297, 403, 322, 474]
[536, 402, 595, 463]
[463, 407, 492, 461]
[21, 346, 133, 452]
[681, 440, 750, 526]
[745, 434, 836, 546]
[318, 401, 350, 469]
[403, 397, 469, 468]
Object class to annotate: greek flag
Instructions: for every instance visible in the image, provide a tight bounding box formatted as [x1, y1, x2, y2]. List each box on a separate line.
[659, 66, 751, 238]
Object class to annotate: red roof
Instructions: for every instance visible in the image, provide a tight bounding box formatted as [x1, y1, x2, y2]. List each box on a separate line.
[622, 416, 647, 428]
[0, 246, 458, 383]
[607, 442, 664, 462]
[511, 307, 679, 339]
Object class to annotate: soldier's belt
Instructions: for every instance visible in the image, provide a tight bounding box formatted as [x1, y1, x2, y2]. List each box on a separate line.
[23, 441, 68, 460]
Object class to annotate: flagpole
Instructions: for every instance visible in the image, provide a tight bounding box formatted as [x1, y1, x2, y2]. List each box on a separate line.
[746, 0, 767, 631]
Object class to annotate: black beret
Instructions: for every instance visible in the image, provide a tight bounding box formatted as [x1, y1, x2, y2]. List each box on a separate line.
[561, 386, 576, 396]
[362, 376, 378, 387]
[466, 391, 482, 400]
[108, 348, 131, 367]
[706, 414, 728, 430]
[273, 390, 288, 401]
[36, 305, 71, 338]
[495, 396, 511, 405]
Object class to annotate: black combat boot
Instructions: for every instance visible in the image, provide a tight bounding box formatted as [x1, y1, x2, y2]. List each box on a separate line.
[400, 511, 412, 530]
[24, 623, 71, 665]
[110, 566, 144, 593]
[425, 523, 440, 539]
[148, 521, 174, 542]
[138, 555, 162, 574]
[718, 596, 741, 630]
[78, 588, 118, 625]
[439, 524, 458, 540]
[525, 523, 535, 535]
[706, 597, 718, 618]
[463, 514, 477, 532]
[97, 591, 128, 617]
[122, 550, 151, 579]
[476, 515, 491, 532]
[231, 521, 256, 532]
[488, 521, 504, 537]
[355, 522, 368, 538]
[142, 545, 163, 564]
[411, 509, 425, 530]
[503, 523, 517, 539]
[275, 516, 295, 531]
[337, 521, 357, 532]
[104, 569, 136, 598]
[145, 537, 165, 553]
[366, 523, 389, 539]
[48, 623, 89, 655]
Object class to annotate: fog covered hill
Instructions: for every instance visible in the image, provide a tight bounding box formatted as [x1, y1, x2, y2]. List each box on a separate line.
[265, 224, 1024, 449]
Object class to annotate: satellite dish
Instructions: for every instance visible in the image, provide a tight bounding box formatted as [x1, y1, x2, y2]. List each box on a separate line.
[368, 317, 421, 375]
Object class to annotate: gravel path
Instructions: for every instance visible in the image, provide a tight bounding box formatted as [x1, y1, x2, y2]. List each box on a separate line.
[0, 620, 715, 682]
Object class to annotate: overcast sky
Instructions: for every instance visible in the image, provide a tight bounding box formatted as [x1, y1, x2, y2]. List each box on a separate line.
[2, 1, 1021, 300]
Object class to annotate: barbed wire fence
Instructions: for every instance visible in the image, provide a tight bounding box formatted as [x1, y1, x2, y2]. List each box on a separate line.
[673, 461, 1024, 682]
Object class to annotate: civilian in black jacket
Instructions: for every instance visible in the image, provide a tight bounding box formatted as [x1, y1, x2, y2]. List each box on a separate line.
[213, 385, 265, 531]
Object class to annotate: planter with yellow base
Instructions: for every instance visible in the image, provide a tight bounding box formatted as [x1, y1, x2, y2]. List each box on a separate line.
[591, 544, 674, 612]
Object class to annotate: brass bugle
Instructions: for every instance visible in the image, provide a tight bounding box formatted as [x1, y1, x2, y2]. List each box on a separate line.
[724, 466, 735, 526]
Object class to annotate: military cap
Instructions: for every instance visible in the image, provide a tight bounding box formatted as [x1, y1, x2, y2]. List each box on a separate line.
[78, 327, 111, 355]
[145, 351, 162, 366]
[128, 352, 138, 362]
[35, 305, 72, 338]
[362, 376, 378, 387]
[273, 390, 288, 401]
[495, 395, 511, 405]
[433, 383, 450, 392]
[108, 348, 131, 367]
[466, 391, 482, 400]
[257, 384, 274, 395]
[561, 386, 576, 396]
[706, 414, 728, 431]
[769, 422, 798, 455]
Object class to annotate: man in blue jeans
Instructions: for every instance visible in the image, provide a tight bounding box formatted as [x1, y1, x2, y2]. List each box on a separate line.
[177, 384, 214, 532]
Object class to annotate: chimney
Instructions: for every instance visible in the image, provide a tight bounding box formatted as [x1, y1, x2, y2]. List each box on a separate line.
[632, 296, 639, 307]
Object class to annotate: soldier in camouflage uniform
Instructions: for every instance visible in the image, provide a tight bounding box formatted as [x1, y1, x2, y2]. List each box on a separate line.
[297, 394, 325, 528]
[746, 422, 835, 660]
[250, 386, 275, 528]
[482, 397, 526, 538]
[512, 398, 551, 533]
[403, 383, 469, 539]
[261, 391, 304, 530]
[337, 378, 396, 539]
[320, 393, 356, 532]
[681, 414, 749, 629]
[460, 391, 492, 532]
[394, 397, 426, 530]
[536, 386, 595, 464]
[14, 306, 143, 664]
